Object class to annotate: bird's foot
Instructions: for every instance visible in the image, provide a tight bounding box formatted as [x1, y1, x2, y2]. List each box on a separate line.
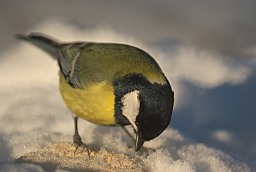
[137, 146, 156, 157]
[73, 134, 90, 156]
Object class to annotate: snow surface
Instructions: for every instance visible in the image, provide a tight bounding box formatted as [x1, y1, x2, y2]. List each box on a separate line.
[0, 20, 253, 171]
[0, 85, 250, 171]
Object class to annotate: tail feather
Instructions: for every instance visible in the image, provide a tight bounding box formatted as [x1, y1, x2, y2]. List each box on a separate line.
[14, 32, 61, 59]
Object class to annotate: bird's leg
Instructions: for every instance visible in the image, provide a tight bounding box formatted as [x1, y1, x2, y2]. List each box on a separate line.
[73, 116, 82, 146]
[121, 126, 135, 148]
[73, 117, 90, 156]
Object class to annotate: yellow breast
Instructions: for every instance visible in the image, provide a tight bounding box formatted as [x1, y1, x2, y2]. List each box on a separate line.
[59, 74, 116, 125]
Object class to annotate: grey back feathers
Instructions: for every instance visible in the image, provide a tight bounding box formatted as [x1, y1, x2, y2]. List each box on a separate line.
[58, 45, 85, 88]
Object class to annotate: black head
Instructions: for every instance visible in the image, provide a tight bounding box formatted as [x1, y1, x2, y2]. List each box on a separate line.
[114, 74, 174, 151]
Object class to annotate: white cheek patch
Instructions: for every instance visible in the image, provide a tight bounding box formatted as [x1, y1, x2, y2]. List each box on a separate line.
[121, 90, 140, 132]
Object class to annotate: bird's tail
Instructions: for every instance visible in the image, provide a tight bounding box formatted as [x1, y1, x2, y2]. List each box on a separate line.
[14, 32, 61, 59]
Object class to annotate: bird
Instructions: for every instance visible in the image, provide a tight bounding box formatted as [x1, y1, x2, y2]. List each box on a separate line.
[15, 32, 174, 152]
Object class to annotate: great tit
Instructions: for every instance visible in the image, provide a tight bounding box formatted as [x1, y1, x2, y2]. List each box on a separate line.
[15, 33, 174, 151]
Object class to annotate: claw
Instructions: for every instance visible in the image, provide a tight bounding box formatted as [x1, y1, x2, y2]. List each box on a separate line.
[73, 142, 90, 157]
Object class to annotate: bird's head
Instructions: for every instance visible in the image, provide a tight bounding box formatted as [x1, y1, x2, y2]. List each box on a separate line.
[114, 74, 174, 151]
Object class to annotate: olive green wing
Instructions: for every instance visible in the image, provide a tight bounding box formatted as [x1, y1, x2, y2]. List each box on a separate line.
[58, 42, 167, 88]
[58, 43, 106, 88]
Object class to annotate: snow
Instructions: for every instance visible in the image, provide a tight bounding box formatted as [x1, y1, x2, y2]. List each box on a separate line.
[0, 20, 253, 171]
[0, 85, 250, 171]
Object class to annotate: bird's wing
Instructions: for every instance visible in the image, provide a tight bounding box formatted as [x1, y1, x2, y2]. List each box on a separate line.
[58, 43, 105, 88]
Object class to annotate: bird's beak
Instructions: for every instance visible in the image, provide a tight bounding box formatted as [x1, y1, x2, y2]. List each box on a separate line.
[135, 130, 144, 151]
